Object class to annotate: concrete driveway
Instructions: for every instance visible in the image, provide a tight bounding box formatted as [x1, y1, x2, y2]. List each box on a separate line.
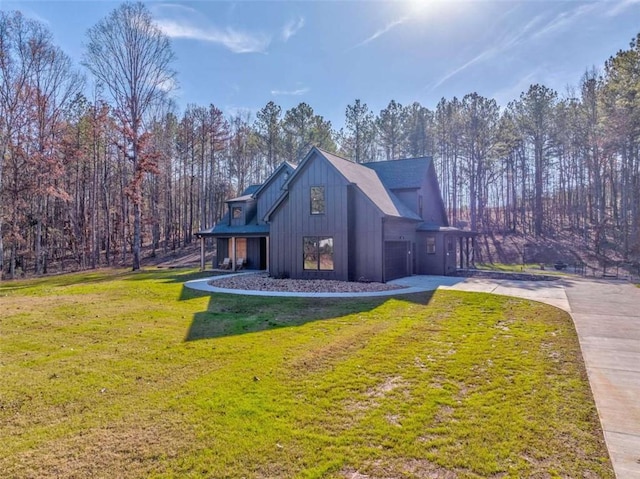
[561, 279, 640, 479]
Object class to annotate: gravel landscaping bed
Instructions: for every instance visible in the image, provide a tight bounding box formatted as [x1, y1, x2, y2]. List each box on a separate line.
[209, 272, 407, 293]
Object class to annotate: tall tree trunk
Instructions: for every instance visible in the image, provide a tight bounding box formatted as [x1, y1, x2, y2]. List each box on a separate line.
[132, 200, 141, 270]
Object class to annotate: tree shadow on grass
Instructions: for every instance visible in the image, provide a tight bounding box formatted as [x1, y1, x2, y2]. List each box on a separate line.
[183, 290, 436, 341]
[0, 268, 136, 292]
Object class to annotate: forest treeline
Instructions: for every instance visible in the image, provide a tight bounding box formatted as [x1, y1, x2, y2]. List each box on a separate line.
[1, 5, 640, 278]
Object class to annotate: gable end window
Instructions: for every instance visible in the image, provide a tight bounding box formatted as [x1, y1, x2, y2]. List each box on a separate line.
[310, 186, 325, 215]
[426, 236, 436, 254]
[303, 236, 334, 270]
[232, 206, 242, 219]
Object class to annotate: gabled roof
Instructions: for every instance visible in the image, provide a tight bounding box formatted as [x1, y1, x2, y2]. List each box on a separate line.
[225, 184, 261, 203]
[252, 162, 296, 198]
[198, 163, 296, 237]
[318, 149, 422, 221]
[268, 147, 422, 221]
[364, 157, 433, 190]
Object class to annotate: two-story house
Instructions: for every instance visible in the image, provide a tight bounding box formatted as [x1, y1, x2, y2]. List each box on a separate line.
[196, 147, 475, 281]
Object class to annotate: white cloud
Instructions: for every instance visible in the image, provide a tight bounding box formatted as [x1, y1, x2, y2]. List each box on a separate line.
[429, 14, 546, 91]
[530, 3, 598, 40]
[429, 50, 494, 91]
[607, 0, 640, 16]
[271, 87, 309, 96]
[153, 3, 199, 15]
[156, 18, 270, 54]
[428, 1, 595, 94]
[282, 16, 305, 42]
[351, 16, 408, 49]
[157, 76, 178, 93]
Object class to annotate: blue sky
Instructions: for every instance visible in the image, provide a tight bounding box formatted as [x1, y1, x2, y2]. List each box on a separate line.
[3, 0, 640, 128]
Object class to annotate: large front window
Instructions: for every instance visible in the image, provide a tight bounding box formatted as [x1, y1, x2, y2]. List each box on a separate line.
[310, 186, 325, 215]
[303, 236, 334, 270]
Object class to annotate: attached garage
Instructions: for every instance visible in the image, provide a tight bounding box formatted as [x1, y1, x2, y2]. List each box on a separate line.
[384, 241, 410, 281]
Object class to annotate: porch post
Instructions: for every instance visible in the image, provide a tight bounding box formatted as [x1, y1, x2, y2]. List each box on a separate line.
[231, 237, 236, 272]
[471, 236, 476, 267]
[265, 236, 270, 273]
[199, 236, 205, 271]
[459, 236, 463, 269]
[465, 237, 470, 268]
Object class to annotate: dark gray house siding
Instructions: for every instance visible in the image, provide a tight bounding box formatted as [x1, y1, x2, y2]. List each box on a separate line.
[196, 164, 294, 272]
[417, 233, 442, 275]
[268, 149, 437, 283]
[415, 232, 458, 275]
[269, 154, 350, 280]
[198, 147, 474, 279]
[256, 164, 293, 225]
[420, 164, 448, 225]
[348, 185, 384, 282]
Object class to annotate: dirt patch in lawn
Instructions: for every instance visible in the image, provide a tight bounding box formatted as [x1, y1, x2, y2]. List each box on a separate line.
[342, 458, 460, 479]
[3, 419, 192, 479]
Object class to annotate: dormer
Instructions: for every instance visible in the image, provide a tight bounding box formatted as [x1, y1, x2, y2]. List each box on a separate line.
[226, 185, 260, 226]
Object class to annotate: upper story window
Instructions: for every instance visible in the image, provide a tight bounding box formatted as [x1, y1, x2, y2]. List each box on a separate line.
[232, 206, 242, 219]
[310, 186, 325, 215]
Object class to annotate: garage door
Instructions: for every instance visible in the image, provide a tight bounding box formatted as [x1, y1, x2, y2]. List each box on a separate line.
[384, 241, 409, 281]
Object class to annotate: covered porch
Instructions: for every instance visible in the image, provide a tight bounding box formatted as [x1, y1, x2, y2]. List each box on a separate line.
[195, 224, 270, 272]
[455, 231, 478, 270]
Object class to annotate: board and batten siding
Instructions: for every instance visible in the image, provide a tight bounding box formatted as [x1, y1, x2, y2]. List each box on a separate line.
[392, 189, 418, 216]
[348, 185, 384, 282]
[416, 232, 447, 275]
[422, 163, 448, 225]
[257, 169, 290, 224]
[269, 153, 350, 280]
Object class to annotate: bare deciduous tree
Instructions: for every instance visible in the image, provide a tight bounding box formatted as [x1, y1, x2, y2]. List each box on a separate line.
[83, 1, 175, 270]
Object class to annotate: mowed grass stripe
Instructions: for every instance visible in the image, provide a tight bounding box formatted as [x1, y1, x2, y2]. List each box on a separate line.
[0, 269, 613, 478]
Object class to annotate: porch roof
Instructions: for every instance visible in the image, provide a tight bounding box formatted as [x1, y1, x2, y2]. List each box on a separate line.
[416, 223, 478, 235]
[196, 223, 269, 237]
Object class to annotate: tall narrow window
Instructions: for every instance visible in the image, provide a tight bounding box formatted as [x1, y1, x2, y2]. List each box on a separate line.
[318, 237, 334, 270]
[232, 206, 242, 219]
[426, 236, 436, 254]
[310, 186, 325, 215]
[303, 237, 319, 270]
[303, 236, 334, 270]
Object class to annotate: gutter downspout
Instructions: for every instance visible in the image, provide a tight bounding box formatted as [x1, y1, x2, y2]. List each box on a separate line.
[199, 236, 205, 271]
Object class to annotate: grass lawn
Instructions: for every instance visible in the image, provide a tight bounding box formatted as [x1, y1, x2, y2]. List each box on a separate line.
[0, 269, 612, 478]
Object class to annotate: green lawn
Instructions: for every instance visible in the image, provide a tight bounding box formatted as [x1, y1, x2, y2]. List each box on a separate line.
[0, 269, 613, 478]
